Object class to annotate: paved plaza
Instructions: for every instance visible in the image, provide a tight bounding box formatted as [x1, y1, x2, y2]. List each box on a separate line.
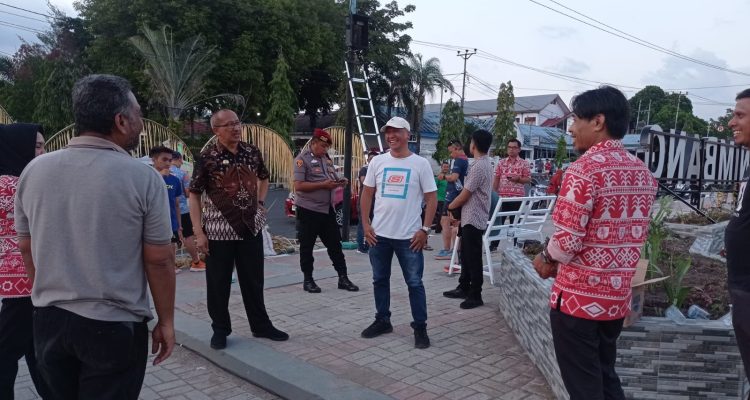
[15, 234, 555, 400]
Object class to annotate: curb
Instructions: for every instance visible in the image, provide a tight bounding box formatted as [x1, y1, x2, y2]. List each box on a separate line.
[171, 310, 394, 400]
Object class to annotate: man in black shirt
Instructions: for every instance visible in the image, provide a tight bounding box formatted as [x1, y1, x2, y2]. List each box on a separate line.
[725, 88, 750, 393]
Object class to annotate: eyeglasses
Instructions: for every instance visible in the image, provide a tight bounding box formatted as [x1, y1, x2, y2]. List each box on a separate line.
[214, 120, 242, 128]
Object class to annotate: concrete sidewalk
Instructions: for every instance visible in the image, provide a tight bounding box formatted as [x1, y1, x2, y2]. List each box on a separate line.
[174, 234, 554, 400]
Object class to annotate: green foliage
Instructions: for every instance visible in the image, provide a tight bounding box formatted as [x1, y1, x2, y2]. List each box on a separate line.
[433, 99, 463, 163]
[493, 81, 515, 157]
[265, 53, 295, 145]
[554, 134, 567, 168]
[707, 108, 733, 139]
[629, 85, 710, 134]
[33, 61, 88, 134]
[129, 25, 217, 121]
[644, 196, 672, 279]
[0, 0, 416, 141]
[663, 256, 693, 308]
[400, 53, 453, 153]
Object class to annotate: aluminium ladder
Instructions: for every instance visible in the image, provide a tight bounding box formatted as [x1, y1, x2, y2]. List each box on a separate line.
[344, 61, 383, 153]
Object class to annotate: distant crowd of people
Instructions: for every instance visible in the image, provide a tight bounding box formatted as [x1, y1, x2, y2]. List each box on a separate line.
[0, 74, 749, 400]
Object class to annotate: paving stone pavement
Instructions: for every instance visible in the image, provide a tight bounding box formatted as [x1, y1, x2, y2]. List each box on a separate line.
[13, 344, 280, 400]
[177, 234, 555, 400]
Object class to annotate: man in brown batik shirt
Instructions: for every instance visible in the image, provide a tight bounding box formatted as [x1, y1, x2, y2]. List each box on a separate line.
[189, 109, 288, 350]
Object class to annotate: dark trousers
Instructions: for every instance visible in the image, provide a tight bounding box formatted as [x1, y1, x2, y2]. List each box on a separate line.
[730, 288, 750, 388]
[550, 307, 625, 400]
[490, 200, 522, 249]
[206, 234, 272, 336]
[0, 297, 49, 399]
[296, 206, 347, 279]
[458, 225, 485, 299]
[33, 306, 148, 400]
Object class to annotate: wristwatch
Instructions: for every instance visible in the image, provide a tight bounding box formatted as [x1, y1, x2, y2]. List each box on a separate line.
[541, 247, 556, 264]
[420, 226, 431, 234]
[258, 200, 265, 206]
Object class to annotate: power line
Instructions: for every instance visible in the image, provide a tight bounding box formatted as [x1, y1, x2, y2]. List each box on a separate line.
[0, 9, 48, 23]
[530, 0, 750, 78]
[412, 39, 641, 90]
[0, 2, 50, 18]
[0, 20, 44, 34]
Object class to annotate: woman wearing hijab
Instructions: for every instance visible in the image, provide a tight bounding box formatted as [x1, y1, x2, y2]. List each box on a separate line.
[0, 123, 50, 399]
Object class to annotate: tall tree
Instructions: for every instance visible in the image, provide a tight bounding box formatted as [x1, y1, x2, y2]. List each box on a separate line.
[129, 25, 217, 123]
[433, 99, 463, 163]
[554, 134, 568, 168]
[265, 52, 295, 145]
[492, 81, 516, 157]
[401, 53, 452, 153]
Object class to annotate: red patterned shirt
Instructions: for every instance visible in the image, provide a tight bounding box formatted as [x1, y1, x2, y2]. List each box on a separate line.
[495, 156, 530, 197]
[0, 175, 32, 298]
[546, 140, 657, 321]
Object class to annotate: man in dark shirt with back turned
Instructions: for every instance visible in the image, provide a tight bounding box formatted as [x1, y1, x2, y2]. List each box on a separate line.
[189, 109, 288, 350]
[725, 88, 750, 394]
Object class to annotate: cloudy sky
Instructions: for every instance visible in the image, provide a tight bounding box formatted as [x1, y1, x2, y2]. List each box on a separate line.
[1, 0, 748, 120]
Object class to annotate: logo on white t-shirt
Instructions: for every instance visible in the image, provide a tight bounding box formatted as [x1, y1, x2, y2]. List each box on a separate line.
[381, 168, 411, 199]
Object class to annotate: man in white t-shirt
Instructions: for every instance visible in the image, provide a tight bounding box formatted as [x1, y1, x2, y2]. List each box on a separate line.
[359, 117, 438, 349]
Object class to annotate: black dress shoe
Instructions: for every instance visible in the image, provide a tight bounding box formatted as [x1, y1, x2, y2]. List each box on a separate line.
[460, 298, 484, 309]
[210, 333, 227, 349]
[303, 279, 321, 293]
[338, 276, 359, 291]
[361, 319, 393, 338]
[411, 323, 430, 349]
[253, 326, 289, 341]
[443, 287, 469, 299]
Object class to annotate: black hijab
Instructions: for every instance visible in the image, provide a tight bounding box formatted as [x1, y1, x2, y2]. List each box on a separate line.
[0, 123, 44, 177]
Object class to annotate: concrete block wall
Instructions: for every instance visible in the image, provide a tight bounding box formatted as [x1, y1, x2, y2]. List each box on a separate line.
[497, 248, 748, 400]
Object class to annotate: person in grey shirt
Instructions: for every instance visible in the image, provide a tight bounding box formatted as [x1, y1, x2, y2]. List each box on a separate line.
[14, 74, 176, 400]
[444, 129, 494, 309]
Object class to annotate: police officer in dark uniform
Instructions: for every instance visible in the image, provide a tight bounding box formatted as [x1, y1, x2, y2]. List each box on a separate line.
[293, 128, 359, 293]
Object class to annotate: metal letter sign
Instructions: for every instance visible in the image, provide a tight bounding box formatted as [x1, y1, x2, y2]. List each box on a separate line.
[640, 125, 750, 191]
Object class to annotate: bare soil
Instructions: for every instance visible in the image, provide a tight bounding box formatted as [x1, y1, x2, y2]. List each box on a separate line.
[520, 237, 730, 319]
[643, 236, 729, 319]
[666, 208, 732, 226]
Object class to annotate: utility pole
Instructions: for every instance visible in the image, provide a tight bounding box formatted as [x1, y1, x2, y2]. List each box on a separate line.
[634, 99, 642, 133]
[646, 100, 652, 125]
[674, 91, 687, 131]
[457, 49, 476, 111]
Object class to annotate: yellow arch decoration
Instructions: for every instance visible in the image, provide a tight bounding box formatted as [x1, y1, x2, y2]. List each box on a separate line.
[0, 105, 13, 124]
[299, 126, 367, 193]
[45, 119, 194, 164]
[201, 124, 294, 188]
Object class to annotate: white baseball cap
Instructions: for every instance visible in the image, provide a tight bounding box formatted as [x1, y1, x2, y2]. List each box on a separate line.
[380, 116, 410, 133]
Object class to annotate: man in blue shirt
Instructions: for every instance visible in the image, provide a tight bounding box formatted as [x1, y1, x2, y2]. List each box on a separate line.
[171, 152, 205, 271]
[436, 139, 468, 260]
[151, 146, 182, 264]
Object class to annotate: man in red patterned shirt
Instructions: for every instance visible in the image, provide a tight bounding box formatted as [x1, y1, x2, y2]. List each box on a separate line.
[489, 138, 530, 251]
[533, 86, 657, 400]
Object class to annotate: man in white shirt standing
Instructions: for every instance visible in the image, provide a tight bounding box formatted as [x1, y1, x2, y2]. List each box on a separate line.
[359, 117, 438, 349]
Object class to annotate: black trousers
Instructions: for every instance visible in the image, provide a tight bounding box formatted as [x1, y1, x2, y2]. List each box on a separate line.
[33, 306, 148, 400]
[206, 234, 273, 336]
[730, 288, 750, 389]
[458, 225, 485, 299]
[490, 200, 522, 249]
[296, 206, 347, 279]
[0, 297, 49, 399]
[550, 307, 625, 400]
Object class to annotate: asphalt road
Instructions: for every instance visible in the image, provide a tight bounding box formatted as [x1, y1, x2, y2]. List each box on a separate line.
[264, 187, 360, 241]
[264, 187, 296, 238]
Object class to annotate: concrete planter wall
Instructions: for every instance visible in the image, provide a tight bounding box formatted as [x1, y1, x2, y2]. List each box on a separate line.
[497, 248, 748, 400]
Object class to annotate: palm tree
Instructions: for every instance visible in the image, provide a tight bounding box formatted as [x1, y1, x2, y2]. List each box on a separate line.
[400, 54, 453, 152]
[129, 25, 217, 122]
